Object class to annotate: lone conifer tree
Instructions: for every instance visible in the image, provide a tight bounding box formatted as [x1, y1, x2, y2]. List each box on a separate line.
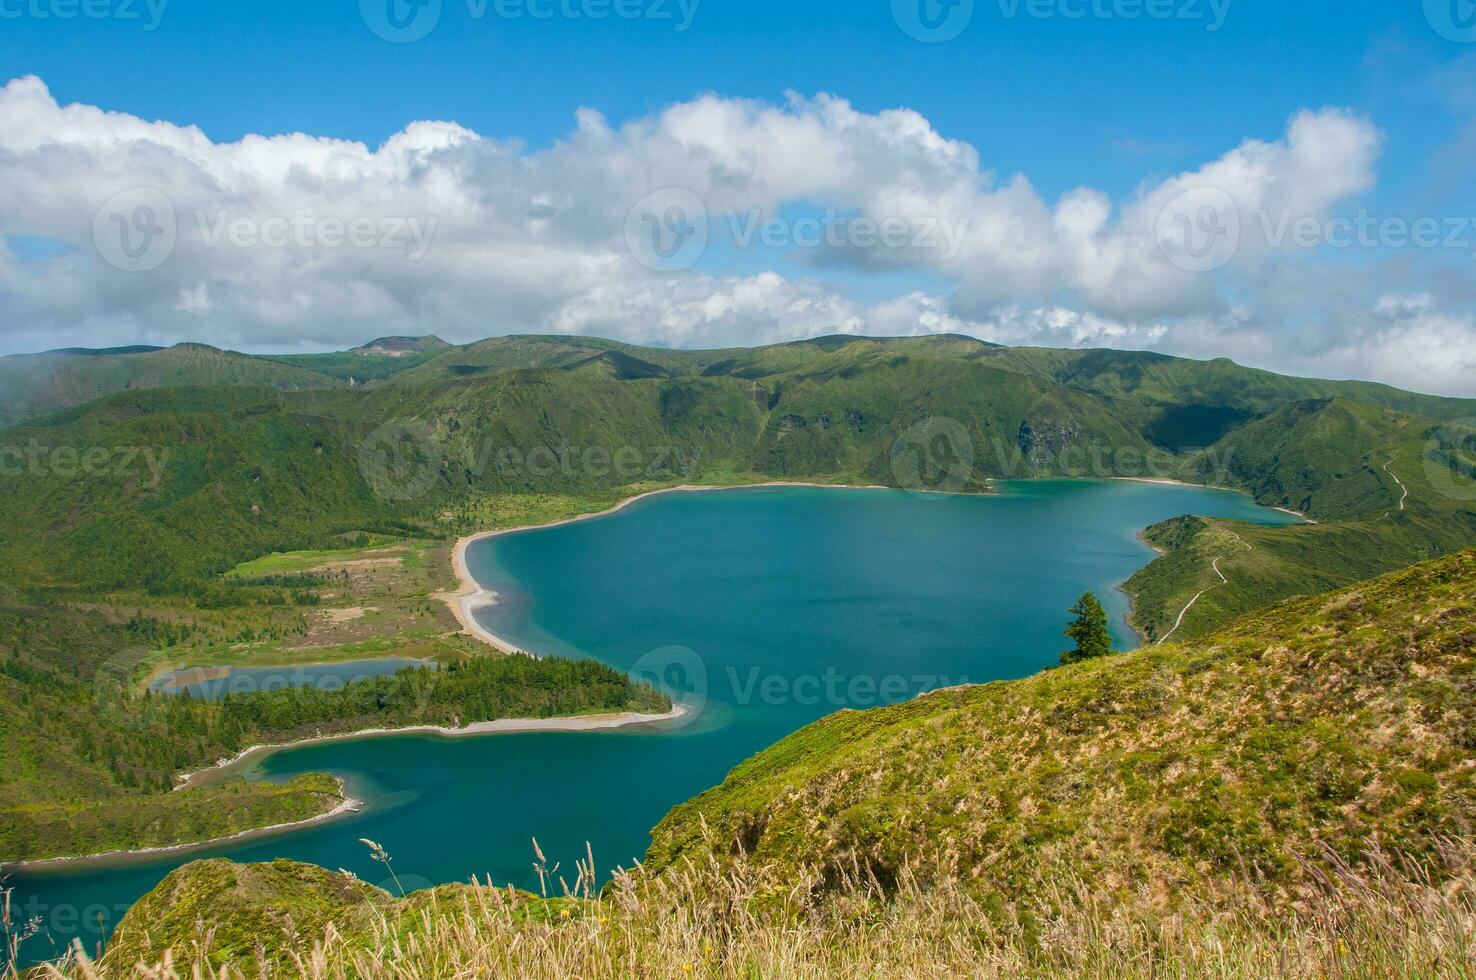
[1060, 592, 1113, 665]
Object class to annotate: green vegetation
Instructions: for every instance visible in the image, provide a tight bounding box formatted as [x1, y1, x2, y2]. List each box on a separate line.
[262, 336, 451, 383]
[1059, 592, 1112, 665]
[1, 630, 665, 863]
[21, 548, 1476, 978]
[1, 331, 1474, 870]
[5, 775, 344, 866]
[0, 343, 336, 425]
[648, 550, 1476, 905]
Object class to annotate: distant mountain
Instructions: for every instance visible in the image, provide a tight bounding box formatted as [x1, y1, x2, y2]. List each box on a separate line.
[261, 336, 452, 384]
[2, 332, 1474, 637]
[352, 336, 450, 357]
[0, 343, 336, 425]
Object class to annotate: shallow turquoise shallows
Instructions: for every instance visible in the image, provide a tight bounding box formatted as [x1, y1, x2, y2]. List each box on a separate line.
[7, 482, 1299, 968]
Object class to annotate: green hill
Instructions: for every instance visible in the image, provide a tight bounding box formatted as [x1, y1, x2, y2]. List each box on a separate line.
[70, 548, 1476, 979]
[0, 344, 338, 425]
[261, 336, 451, 383]
[648, 549, 1476, 901]
[3, 333, 1476, 873]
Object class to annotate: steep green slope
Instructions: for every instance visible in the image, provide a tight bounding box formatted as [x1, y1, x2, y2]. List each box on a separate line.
[648, 549, 1476, 904]
[982, 346, 1476, 434]
[0, 344, 338, 425]
[1125, 412, 1476, 641]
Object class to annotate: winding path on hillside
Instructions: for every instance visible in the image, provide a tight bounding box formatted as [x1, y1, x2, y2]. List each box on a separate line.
[1384, 458, 1408, 516]
[1156, 529, 1252, 646]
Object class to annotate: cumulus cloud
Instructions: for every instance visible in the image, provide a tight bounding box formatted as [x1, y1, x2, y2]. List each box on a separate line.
[0, 75, 1472, 395]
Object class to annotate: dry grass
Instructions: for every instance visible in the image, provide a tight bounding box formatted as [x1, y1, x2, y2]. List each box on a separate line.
[15, 843, 1474, 980]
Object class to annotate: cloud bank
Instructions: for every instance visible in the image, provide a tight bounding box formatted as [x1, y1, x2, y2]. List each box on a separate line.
[1, 76, 1473, 395]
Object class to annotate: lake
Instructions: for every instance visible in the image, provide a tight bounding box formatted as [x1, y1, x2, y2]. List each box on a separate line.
[5, 482, 1300, 968]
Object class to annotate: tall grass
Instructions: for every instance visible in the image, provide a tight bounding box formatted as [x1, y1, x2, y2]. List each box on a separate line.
[14, 842, 1474, 979]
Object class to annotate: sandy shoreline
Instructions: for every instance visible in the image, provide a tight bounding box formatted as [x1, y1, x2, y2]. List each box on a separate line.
[6, 706, 691, 874]
[175, 704, 692, 791]
[442, 482, 888, 654]
[1110, 476, 1317, 523]
[5, 779, 365, 874]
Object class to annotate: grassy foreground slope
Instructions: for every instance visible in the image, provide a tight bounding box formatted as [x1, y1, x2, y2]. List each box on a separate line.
[650, 548, 1476, 903]
[47, 549, 1476, 978]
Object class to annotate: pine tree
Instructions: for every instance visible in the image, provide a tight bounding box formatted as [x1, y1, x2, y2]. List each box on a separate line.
[1060, 592, 1114, 665]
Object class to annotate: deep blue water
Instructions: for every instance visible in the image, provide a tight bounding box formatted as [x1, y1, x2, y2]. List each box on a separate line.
[5, 482, 1298, 968]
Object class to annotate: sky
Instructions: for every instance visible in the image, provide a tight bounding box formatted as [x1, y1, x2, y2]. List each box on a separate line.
[1, 0, 1475, 394]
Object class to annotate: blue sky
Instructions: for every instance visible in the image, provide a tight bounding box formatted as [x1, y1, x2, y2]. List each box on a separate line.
[1, 0, 1475, 392]
[3, 0, 1467, 202]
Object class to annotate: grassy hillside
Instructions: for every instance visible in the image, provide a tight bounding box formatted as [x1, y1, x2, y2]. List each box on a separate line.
[263, 336, 451, 383]
[648, 549, 1476, 902]
[0, 344, 338, 425]
[36, 549, 1476, 978]
[3, 333, 1475, 866]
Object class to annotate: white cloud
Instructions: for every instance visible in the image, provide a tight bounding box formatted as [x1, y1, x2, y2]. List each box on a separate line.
[0, 75, 1472, 395]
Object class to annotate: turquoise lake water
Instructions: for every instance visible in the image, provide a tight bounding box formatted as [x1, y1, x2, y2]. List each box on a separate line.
[6, 482, 1300, 967]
